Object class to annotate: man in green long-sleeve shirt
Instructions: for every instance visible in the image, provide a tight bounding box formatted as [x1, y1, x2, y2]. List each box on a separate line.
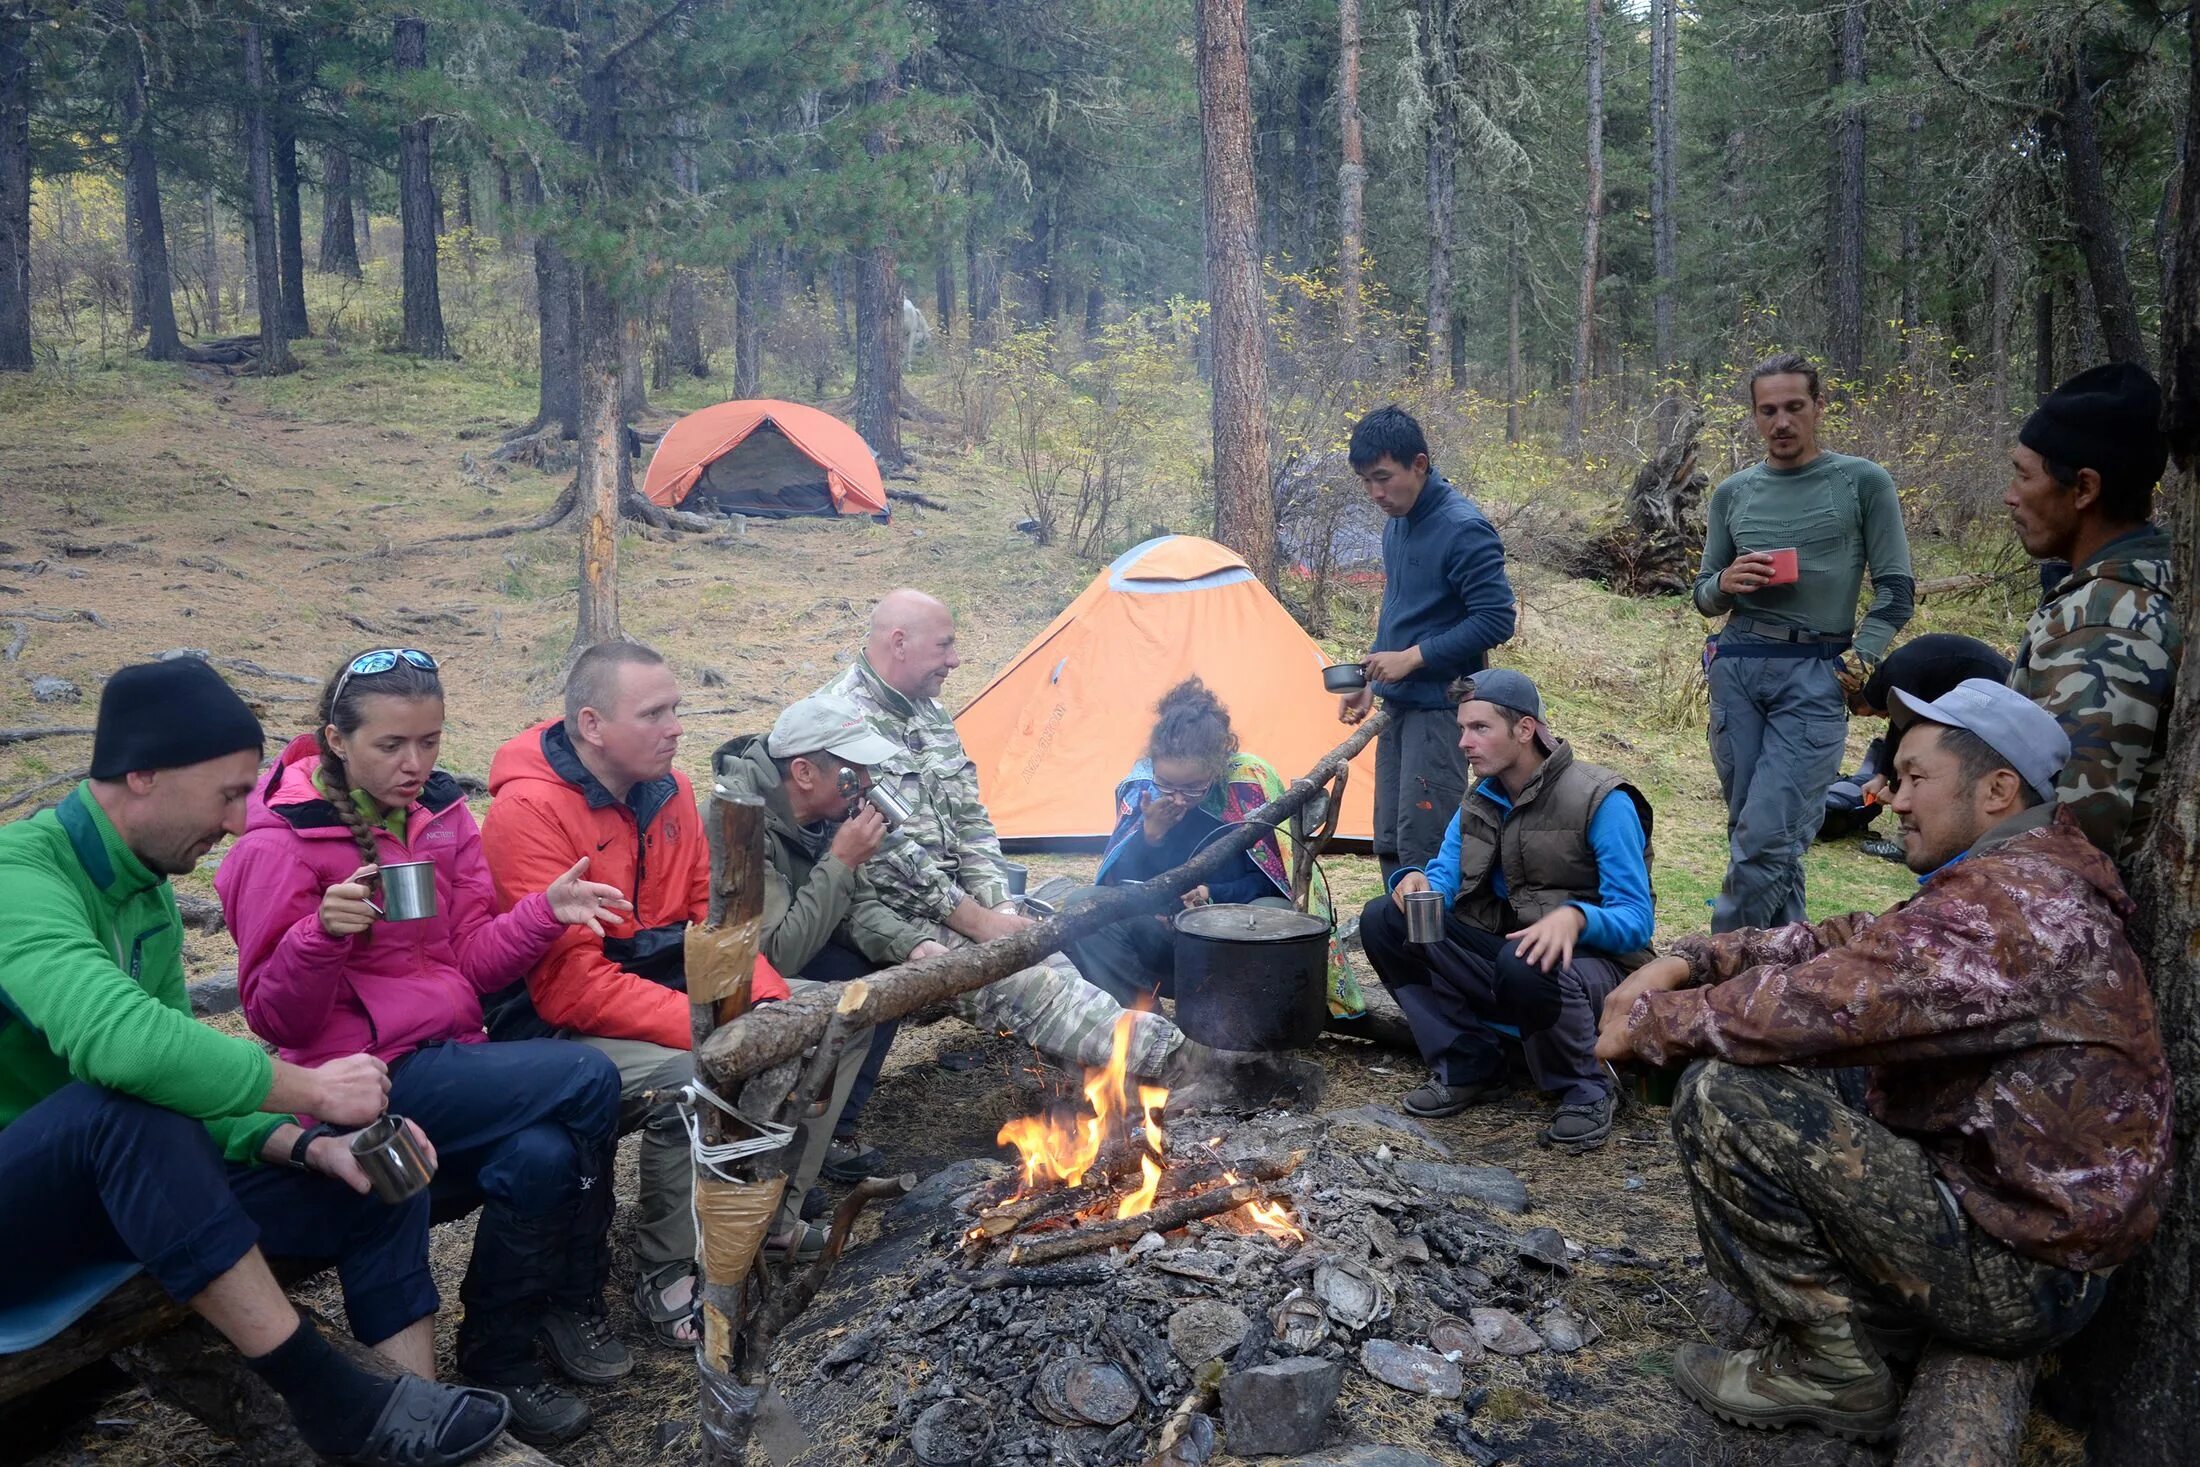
[1693, 354, 1915, 932]
[0, 659, 506, 1466]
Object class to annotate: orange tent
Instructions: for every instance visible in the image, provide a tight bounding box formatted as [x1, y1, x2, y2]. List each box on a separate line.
[640, 399, 890, 519]
[956, 535, 1377, 849]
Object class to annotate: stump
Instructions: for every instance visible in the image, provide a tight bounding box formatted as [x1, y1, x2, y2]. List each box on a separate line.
[1575, 400, 1710, 595]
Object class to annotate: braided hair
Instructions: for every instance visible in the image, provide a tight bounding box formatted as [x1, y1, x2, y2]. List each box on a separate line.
[315, 650, 445, 871]
[1147, 677, 1238, 785]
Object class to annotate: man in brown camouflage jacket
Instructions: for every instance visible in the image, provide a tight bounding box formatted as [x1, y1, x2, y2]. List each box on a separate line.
[2004, 362, 2180, 866]
[1597, 680, 2171, 1444]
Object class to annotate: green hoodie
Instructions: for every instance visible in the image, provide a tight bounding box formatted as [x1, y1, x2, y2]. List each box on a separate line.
[0, 783, 286, 1161]
[712, 734, 933, 977]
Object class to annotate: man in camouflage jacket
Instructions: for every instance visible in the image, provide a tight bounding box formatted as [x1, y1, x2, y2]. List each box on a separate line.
[2004, 362, 2181, 866]
[814, 591, 1196, 1083]
[1597, 680, 2171, 1443]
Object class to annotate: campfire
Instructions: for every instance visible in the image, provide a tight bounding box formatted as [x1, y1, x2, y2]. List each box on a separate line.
[974, 1015, 1305, 1260]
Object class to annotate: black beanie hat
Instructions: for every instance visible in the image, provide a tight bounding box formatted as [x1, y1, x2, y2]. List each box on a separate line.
[2019, 362, 2168, 493]
[91, 658, 265, 779]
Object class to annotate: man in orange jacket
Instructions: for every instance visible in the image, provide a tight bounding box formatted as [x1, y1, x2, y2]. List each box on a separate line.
[481, 642, 859, 1349]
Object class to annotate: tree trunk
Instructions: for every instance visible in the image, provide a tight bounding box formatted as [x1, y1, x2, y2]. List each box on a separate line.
[1337, 0, 1364, 341]
[1564, 0, 1605, 457]
[319, 146, 361, 277]
[731, 248, 762, 399]
[241, 24, 293, 376]
[0, 12, 33, 371]
[2062, 48, 2148, 368]
[1650, 0, 1677, 373]
[1989, 242, 2009, 427]
[667, 268, 706, 377]
[1506, 216, 1523, 444]
[394, 15, 450, 358]
[853, 57, 906, 471]
[200, 183, 221, 335]
[2081, 12, 2200, 1456]
[619, 306, 648, 420]
[1898, 110, 1923, 342]
[455, 169, 473, 232]
[271, 32, 309, 340]
[935, 253, 953, 342]
[355, 186, 370, 253]
[121, 48, 181, 362]
[125, 171, 146, 334]
[1422, 0, 1456, 377]
[573, 268, 624, 652]
[2034, 274, 2055, 400]
[1827, 0, 1868, 375]
[1198, 0, 1276, 584]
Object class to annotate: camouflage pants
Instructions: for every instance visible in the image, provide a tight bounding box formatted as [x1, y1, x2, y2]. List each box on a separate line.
[1671, 1060, 2107, 1356]
[935, 927, 1183, 1078]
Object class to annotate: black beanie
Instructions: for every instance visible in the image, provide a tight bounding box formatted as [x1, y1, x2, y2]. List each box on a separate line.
[2019, 362, 2168, 493]
[91, 658, 265, 779]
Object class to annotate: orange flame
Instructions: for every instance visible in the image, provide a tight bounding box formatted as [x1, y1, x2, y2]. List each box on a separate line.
[1240, 1197, 1305, 1242]
[995, 1014, 1170, 1212]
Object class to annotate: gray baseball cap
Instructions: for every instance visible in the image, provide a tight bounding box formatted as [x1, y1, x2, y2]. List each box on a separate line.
[1890, 678, 2069, 805]
[766, 693, 899, 767]
[1461, 668, 1544, 723]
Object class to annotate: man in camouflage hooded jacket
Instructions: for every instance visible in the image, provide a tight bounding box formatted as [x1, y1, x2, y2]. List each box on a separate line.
[2003, 362, 2181, 866]
[1596, 681, 2171, 1444]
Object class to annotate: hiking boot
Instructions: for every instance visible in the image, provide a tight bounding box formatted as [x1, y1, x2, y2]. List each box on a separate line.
[465, 1376, 593, 1448]
[1860, 837, 1906, 863]
[1672, 1321, 1900, 1444]
[1400, 1072, 1506, 1119]
[800, 1185, 832, 1221]
[538, 1305, 632, 1386]
[822, 1135, 884, 1184]
[1543, 1093, 1616, 1150]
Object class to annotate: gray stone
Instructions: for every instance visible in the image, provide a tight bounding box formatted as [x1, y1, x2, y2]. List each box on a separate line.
[29, 676, 79, 703]
[891, 1158, 1006, 1221]
[1278, 1448, 1447, 1467]
[1389, 1160, 1528, 1214]
[1219, 1355, 1343, 1456]
[909, 1398, 994, 1466]
[1358, 1339, 1463, 1398]
[1169, 1299, 1252, 1368]
[1470, 1306, 1545, 1356]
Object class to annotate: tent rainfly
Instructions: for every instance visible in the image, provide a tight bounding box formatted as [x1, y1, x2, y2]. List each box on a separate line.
[955, 535, 1377, 849]
[641, 399, 890, 520]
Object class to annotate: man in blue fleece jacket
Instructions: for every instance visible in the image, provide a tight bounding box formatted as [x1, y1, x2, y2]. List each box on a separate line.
[1339, 406, 1518, 873]
[1358, 672, 1654, 1150]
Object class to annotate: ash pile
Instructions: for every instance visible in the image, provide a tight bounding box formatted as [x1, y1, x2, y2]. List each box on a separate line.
[772, 1101, 1662, 1466]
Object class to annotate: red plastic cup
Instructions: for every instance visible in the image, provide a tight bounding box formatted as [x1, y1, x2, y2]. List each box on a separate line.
[1762, 548, 1800, 586]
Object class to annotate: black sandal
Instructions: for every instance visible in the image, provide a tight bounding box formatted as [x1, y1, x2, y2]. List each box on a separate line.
[342, 1375, 510, 1467]
[631, 1260, 700, 1349]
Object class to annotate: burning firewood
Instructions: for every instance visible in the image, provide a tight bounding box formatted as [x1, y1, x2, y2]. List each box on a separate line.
[1006, 1179, 1297, 1266]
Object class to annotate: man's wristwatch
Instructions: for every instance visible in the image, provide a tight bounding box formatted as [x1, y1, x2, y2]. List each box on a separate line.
[287, 1122, 337, 1170]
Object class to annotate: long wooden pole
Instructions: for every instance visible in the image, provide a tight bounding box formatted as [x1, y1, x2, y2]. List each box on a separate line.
[696, 711, 1389, 1087]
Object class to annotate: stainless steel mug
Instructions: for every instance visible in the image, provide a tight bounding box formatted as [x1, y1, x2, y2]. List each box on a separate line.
[1402, 889, 1446, 944]
[863, 780, 914, 829]
[350, 1114, 435, 1205]
[367, 861, 438, 922]
[999, 861, 1028, 897]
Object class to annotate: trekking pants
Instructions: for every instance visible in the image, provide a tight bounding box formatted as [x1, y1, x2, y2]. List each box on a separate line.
[0, 1082, 436, 1347]
[933, 920, 1181, 1076]
[1374, 703, 1470, 877]
[1671, 1061, 2107, 1355]
[1706, 632, 1851, 933]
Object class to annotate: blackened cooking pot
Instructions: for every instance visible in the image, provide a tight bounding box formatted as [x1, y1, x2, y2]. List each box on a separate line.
[1171, 904, 1331, 1051]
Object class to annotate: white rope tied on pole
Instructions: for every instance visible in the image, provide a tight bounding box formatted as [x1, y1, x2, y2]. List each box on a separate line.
[680, 1075, 795, 1182]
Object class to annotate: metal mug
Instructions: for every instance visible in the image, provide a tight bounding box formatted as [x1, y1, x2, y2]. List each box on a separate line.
[862, 780, 914, 830]
[999, 861, 1029, 897]
[1402, 889, 1446, 944]
[350, 1114, 435, 1205]
[367, 861, 438, 923]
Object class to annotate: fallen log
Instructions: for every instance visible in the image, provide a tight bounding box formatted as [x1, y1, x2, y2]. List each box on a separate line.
[696, 712, 1390, 1087]
[1006, 1181, 1287, 1266]
[0, 766, 86, 814]
[0, 726, 96, 746]
[0, 608, 109, 627]
[1892, 1345, 2037, 1467]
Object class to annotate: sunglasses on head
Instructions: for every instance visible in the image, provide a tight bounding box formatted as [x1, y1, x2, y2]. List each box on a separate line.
[333, 648, 438, 706]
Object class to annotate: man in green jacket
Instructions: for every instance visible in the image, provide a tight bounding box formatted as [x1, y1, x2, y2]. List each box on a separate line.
[0, 659, 507, 1466]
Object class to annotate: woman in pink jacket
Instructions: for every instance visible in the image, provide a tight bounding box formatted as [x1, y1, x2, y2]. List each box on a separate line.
[220, 648, 632, 1449]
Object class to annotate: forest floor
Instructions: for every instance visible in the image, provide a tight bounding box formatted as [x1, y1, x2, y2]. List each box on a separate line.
[0, 340, 2076, 1466]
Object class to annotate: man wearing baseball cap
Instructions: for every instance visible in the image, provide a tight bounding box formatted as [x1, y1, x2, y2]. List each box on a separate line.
[1596, 680, 2170, 1443]
[2004, 361, 2181, 866]
[1361, 669, 1655, 1150]
[0, 659, 510, 1465]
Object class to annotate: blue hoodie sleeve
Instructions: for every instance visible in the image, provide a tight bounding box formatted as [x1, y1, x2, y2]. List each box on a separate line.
[1570, 795, 1654, 954]
[1415, 514, 1517, 676]
[1387, 811, 1464, 902]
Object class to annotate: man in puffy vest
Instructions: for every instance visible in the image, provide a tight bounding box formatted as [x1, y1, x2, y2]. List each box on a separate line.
[1358, 670, 1653, 1150]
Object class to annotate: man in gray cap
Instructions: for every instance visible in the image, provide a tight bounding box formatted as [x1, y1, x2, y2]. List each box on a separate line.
[1597, 680, 2171, 1444]
[1359, 670, 1655, 1150]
